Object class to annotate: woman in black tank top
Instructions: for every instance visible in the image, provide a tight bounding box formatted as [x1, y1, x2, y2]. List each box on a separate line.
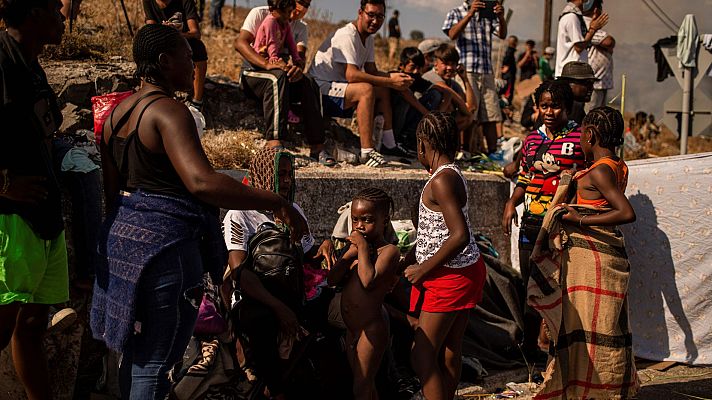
[94, 24, 308, 400]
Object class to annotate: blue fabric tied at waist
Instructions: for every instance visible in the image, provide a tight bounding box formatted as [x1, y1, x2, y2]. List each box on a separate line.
[90, 190, 227, 352]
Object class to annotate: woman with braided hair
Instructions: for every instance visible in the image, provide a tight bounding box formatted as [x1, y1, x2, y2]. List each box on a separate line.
[222, 147, 335, 400]
[90, 24, 307, 399]
[502, 79, 585, 360]
[404, 111, 486, 400]
[528, 107, 639, 398]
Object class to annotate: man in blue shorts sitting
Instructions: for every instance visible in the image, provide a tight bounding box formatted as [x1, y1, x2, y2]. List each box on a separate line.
[309, 0, 414, 167]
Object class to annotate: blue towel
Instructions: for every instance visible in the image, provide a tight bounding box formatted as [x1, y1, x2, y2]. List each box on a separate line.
[90, 190, 226, 352]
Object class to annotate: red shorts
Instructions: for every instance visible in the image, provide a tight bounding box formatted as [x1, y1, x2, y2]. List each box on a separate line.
[410, 257, 486, 313]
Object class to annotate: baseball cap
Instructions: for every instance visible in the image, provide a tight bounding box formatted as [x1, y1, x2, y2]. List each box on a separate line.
[544, 46, 555, 55]
[559, 61, 597, 81]
[418, 39, 446, 55]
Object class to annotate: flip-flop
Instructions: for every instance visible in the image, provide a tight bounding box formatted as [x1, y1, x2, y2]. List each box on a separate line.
[311, 150, 337, 167]
[288, 110, 301, 124]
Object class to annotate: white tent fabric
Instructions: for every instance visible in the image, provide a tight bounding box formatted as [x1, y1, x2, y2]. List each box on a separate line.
[622, 152, 712, 365]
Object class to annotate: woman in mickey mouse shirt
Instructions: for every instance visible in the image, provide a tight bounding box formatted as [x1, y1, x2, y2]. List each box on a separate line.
[501, 80, 585, 358]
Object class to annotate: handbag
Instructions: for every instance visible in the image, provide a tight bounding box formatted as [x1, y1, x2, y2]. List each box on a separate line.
[193, 294, 228, 336]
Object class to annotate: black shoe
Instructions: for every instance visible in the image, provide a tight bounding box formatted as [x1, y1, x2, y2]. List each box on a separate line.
[381, 144, 415, 158]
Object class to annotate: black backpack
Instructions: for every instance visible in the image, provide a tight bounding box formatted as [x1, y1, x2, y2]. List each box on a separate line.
[244, 222, 305, 310]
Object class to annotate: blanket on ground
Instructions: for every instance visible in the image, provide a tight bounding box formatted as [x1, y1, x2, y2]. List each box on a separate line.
[527, 172, 639, 399]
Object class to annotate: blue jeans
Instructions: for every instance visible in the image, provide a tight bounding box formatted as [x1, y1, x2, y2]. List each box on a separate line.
[62, 169, 102, 280]
[209, 0, 225, 28]
[119, 241, 204, 400]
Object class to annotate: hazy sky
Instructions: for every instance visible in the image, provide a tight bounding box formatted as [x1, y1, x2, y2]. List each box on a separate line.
[309, 0, 712, 44]
[300, 0, 712, 122]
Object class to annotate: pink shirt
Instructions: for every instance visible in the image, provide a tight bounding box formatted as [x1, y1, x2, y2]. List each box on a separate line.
[252, 14, 302, 64]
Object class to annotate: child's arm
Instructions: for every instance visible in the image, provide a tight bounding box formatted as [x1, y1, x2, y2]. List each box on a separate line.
[349, 231, 400, 291]
[502, 139, 530, 234]
[398, 89, 430, 116]
[405, 172, 470, 285]
[562, 165, 636, 226]
[261, 17, 284, 63]
[327, 244, 358, 286]
[457, 67, 478, 114]
[433, 82, 468, 115]
[283, 24, 304, 66]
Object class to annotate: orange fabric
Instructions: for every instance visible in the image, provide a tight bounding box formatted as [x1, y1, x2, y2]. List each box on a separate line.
[575, 157, 629, 208]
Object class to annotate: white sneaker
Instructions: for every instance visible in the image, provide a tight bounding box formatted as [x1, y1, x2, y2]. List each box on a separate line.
[455, 150, 472, 161]
[361, 150, 387, 168]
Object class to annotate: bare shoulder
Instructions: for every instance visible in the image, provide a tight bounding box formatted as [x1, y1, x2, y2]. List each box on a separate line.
[377, 244, 401, 266]
[589, 162, 617, 185]
[431, 168, 466, 199]
[148, 97, 194, 127]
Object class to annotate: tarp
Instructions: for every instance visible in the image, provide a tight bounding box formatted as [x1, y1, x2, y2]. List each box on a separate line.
[622, 152, 712, 365]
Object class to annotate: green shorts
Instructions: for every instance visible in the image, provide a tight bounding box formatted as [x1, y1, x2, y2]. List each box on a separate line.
[0, 214, 69, 305]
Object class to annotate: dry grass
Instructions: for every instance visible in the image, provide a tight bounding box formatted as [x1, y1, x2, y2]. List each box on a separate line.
[46, 1, 407, 76]
[200, 130, 259, 170]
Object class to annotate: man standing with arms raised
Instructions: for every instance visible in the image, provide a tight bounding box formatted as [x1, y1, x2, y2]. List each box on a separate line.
[309, 0, 414, 167]
[555, 0, 608, 77]
[443, 0, 507, 155]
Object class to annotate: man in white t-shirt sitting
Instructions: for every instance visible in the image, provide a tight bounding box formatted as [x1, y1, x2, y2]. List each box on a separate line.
[308, 0, 415, 168]
[555, 0, 608, 78]
[235, 0, 336, 165]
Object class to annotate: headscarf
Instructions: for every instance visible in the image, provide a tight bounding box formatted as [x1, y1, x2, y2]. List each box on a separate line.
[248, 147, 295, 203]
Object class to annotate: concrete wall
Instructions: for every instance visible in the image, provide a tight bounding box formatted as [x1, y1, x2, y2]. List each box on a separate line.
[222, 169, 512, 264]
[293, 169, 512, 265]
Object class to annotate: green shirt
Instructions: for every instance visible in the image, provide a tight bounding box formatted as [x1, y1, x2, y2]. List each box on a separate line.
[539, 57, 554, 81]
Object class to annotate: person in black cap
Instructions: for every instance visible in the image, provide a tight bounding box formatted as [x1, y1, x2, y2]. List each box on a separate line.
[521, 60, 596, 130]
[556, 61, 597, 125]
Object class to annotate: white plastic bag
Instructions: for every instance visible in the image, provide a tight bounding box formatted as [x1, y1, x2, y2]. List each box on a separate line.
[188, 105, 206, 138]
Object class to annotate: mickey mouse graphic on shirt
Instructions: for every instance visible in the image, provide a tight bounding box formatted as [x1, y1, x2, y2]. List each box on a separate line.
[525, 151, 562, 215]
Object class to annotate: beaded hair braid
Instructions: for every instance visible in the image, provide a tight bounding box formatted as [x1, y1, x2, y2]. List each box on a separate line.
[353, 187, 394, 218]
[534, 79, 574, 114]
[132, 24, 185, 84]
[582, 106, 625, 149]
[416, 111, 458, 159]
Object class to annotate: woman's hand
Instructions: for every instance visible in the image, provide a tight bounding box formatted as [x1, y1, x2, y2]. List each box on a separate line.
[315, 239, 336, 269]
[274, 200, 308, 243]
[347, 230, 367, 250]
[560, 204, 583, 224]
[404, 264, 426, 285]
[502, 200, 519, 235]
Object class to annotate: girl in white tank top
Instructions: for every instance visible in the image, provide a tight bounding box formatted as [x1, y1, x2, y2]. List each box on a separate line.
[404, 112, 487, 400]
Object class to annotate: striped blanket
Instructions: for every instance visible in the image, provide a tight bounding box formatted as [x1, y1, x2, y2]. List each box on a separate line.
[527, 172, 639, 399]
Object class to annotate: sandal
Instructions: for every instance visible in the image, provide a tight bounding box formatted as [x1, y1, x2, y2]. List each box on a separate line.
[288, 110, 301, 124]
[311, 150, 337, 167]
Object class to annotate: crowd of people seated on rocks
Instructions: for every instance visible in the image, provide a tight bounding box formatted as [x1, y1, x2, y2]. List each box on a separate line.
[1, 0, 645, 399]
